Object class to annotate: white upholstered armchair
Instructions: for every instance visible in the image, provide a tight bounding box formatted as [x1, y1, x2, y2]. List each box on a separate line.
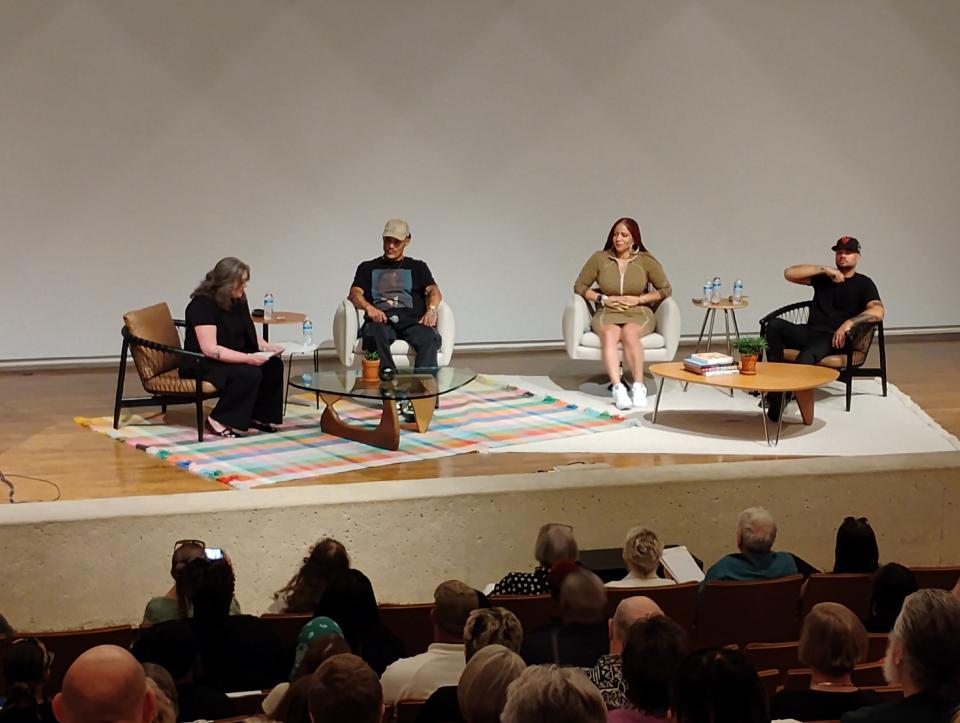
[333, 299, 456, 367]
[562, 294, 682, 366]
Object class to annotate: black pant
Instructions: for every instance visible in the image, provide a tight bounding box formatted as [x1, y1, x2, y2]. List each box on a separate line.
[764, 318, 835, 420]
[765, 318, 836, 364]
[183, 356, 284, 430]
[360, 316, 442, 370]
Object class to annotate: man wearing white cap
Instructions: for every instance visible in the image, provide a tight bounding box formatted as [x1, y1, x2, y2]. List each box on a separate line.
[348, 219, 443, 375]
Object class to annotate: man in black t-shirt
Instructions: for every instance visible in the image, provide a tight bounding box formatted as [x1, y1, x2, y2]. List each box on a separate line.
[348, 219, 443, 373]
[765, 236, 884, 421]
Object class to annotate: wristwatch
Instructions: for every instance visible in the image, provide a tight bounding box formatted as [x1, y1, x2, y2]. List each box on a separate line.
[599, 294, 608, 307]
[428, 304, 438, 312]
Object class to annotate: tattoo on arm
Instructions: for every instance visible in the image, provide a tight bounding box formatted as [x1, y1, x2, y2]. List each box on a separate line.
[849, 313, 872, 325]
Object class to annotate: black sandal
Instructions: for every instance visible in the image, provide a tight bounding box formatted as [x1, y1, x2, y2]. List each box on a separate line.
[250, 420, 279, 433]
[205, 420, 240, 438]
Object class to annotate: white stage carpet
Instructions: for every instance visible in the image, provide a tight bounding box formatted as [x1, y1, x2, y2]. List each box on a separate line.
[487, 375, 960, 457]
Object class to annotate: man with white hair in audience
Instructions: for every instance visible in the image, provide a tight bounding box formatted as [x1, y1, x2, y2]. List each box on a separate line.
[842, 588, 960, 722]
[584, 596, 664, 709]
[703, 506, 798, 582]
[52, 645, 157, 723]
[501, 665, 606, 723]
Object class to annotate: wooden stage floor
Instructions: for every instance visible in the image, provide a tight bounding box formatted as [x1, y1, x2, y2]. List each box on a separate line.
[1, 339, 957, 503]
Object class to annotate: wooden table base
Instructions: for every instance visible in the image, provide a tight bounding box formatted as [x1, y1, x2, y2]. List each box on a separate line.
[318, 393, 437, 451]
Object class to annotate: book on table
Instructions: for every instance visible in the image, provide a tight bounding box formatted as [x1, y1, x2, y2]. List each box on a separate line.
[684, 352, 734, 367]
[682, 364, 740, 376]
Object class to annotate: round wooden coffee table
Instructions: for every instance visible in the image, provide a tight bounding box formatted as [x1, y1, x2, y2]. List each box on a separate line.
[649, 361, 839, 447]
[252, 311, 306, 342]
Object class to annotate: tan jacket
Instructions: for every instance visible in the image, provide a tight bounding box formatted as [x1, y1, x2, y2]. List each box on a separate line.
[574, 249, 672, 299]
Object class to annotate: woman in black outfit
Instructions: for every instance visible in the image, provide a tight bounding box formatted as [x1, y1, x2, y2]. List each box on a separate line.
[180, 257, 284, 437]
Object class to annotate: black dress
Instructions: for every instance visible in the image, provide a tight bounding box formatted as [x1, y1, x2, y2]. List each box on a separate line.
[179, 295, 283, 430]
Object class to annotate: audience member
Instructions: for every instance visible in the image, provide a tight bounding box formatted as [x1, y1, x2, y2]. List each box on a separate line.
[132, 603, 236, 721]
[612, 616, 690, 722]
[521, 568, 609, 667]
[863, 562, 918, 633]
[140, 664, 177, 723]
[500, 665, 606, 723]
[52, 645, 157, 723]
[833, 517, 880, 574]
[492, 523, 578, 595]
[270, 675, 314, 723]
[770, 602, 879, 721]
[704, 507, 798, 582]
[134, 557, 287, 693]
[843, 589, 960, 722]
[418, 607, 523, 723]
[261, 621, 347, 716]
[585, 596, 664, 709]
[142, 540, 241, 625]
[308, 654, 383, 723]
[457, 645, 526, 723]
[270, 538, 350, 614]
[381, 580, 482, 705]
[313, 568, 405, 676]
[671, 648, 767, 723]
[0, 638, 55, 723]
[607, 527, 675, 588]
[143, 679, 175, 723]
[0, 615, 12, 640]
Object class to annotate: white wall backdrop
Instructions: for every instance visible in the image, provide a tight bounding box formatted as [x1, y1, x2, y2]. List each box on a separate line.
[1, 1, 958, 362]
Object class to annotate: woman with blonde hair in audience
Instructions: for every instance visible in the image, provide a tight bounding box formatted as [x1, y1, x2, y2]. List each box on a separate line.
[501, 665, 605, 723]
[457, 645, 526, 723]
[770, 602, 879, 721]
[607, 527, 675, 588]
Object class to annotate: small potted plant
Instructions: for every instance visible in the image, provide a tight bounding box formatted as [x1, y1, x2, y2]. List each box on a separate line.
[733, 336, 768, 375]
[361, 350, 381, 382]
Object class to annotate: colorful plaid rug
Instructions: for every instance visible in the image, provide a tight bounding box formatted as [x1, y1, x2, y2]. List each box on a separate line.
[77, 376, 632, 489]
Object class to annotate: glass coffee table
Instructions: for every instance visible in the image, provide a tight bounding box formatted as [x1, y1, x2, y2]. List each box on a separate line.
[287, 367, 477, 450]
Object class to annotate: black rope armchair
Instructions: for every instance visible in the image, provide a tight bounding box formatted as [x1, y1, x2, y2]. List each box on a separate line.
[114, 302, 220, 441]
[759, 300, 887, 411]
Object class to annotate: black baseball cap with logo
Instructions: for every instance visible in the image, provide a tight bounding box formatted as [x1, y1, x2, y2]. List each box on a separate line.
[831, 236, 861, 253]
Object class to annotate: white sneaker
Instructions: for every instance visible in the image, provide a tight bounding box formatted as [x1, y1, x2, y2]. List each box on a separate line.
[611, 382, 632, 410]
[631, 381, 648, 407]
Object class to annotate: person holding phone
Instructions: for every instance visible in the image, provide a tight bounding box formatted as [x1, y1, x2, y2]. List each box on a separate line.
[179, 257, 285, 438]
[142, 540, 241, 625]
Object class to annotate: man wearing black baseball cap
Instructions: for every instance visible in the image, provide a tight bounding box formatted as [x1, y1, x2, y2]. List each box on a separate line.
[764, 236, 884, 422]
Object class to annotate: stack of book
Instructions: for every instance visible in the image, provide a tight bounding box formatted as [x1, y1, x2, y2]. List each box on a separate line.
[683, 352, 740, 376]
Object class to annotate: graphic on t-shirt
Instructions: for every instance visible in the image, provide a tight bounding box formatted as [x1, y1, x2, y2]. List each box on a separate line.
[372, 269, 413, 311]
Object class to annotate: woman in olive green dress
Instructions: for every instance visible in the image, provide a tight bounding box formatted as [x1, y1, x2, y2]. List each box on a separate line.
[574, 218, 672, 410]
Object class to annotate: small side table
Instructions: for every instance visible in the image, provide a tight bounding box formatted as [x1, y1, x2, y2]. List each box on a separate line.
[691, 297, 749, 355]
[252, 311, 306, 343]
[282, 341, 321, 414]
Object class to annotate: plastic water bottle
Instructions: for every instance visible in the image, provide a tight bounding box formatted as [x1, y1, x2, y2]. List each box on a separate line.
[710, 277, 721, 304]
[702, 280, 713, 304]
[263, 292, 274, 320]
[733, 279, 744, 303]
[302, 318, 313, 348]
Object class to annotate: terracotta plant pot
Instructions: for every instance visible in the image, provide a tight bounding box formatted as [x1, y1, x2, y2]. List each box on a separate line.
[361, 358, 381, 382]
[739, 353, 758, 375]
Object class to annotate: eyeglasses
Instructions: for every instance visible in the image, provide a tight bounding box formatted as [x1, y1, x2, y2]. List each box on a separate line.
[174, 539, 205, 551]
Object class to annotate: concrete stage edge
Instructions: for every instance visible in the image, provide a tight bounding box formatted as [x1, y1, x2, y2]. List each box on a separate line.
[1, 451, 957, 631]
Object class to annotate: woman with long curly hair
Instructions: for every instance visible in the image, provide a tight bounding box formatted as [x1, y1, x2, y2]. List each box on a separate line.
[179, 257, 285, 437]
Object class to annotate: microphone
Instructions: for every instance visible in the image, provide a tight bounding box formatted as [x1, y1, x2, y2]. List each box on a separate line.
[388, 314, 399, 324]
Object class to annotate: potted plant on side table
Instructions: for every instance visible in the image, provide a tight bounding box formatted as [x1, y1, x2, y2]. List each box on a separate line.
[361, 350, 381, 383]
[733, 336, 768, 375]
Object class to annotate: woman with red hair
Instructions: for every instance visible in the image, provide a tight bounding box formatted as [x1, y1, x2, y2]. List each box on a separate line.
[574, 218, 672, 410]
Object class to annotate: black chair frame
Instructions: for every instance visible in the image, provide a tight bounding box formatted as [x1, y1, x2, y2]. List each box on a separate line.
[113, 319, 219, 441]
[759, 300, 887, 411]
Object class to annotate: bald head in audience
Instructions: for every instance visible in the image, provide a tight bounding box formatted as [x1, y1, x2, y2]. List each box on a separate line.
[610, 596, 664, 655]
[53, 645, 157, 723]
